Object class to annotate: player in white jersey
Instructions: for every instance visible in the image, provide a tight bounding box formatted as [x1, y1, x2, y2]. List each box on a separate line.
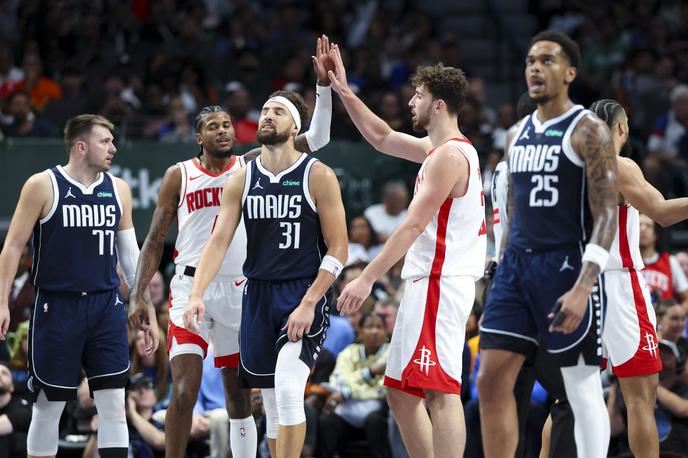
[329, 44, 486, 457]
[589, 99, 688, 458]
[128, 35, 335, 458]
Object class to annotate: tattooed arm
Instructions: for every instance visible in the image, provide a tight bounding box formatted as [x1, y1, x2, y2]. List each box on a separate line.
[128, 165, 180, 334]
[551, 114, 618, 333]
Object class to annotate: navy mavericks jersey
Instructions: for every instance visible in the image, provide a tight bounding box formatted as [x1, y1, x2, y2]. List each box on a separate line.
[31, 166, 122, 292]
[241, 154, 327, 281]
[508, 105, 593, 251]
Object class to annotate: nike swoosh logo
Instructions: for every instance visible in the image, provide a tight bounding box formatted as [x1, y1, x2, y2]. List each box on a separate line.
[234, 279, 247, 287]
[189, 174, 204, 181]
[412, 277, 424, 283]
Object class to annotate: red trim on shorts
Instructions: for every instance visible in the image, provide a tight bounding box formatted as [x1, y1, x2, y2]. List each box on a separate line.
[215, 353, 240, 368]
[166, 320, 208, 356]
[618, 205, 634, 269]
[192, 156, 236, 177]
[612, 270, 662, 377]
[493, 208, 500, 224]
[384, 376, 426, 398]
[400, 276, 462, 396]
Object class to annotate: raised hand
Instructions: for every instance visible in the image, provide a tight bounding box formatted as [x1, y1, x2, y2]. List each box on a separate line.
[312, 35, 334, 85]
[327, 44, 350, 94]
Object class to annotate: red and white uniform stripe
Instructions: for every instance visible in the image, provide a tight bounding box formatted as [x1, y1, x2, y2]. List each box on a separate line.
[385, 138, 487, 397]
[602, 204, 661, 377]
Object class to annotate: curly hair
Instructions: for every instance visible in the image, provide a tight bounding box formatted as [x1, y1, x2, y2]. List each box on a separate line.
[410, 63, 468, 116]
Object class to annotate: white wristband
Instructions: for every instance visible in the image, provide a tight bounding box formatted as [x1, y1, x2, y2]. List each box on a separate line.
[320, 255, 343, 278]
[304, 85, 332, 152]
[582, 243, 609, 270]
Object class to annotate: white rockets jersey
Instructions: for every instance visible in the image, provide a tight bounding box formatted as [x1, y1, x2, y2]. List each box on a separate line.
[605, 203, 644, 272]
[174, 156, 247, 277]
[402, 138, 487, 280]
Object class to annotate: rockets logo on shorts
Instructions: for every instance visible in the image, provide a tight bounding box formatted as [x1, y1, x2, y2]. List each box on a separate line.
[413, 346, 436, 376]
[642, 332, 659, 359]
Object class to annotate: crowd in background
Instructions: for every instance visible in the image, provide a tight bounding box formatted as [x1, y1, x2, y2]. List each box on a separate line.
[3, 0, 688, 456]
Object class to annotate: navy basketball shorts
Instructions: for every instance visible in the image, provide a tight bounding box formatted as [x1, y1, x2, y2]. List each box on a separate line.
[480, 245, 604, 367]
[238, 278, 330, 388]
[28, 288, 130, 401]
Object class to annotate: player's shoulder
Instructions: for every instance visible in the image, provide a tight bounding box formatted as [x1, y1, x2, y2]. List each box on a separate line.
[308, 158, 336, 179]
[24, 170, 53, 194]
[617, 156, 641, 175]
[572, 111, 609, 137]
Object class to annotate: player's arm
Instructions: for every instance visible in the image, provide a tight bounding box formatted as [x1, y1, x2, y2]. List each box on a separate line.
[656, 385, 688, 417]
[618, 157, 688, 227]
[284, 162, 348, 342]
[327, 44, 431, 163]
[114, 178, 140, 289]
[186, 168, 246, 333]
[338, 145, 468, 314]
[0, 173, 51, 338]
[552, 115, 618, 333]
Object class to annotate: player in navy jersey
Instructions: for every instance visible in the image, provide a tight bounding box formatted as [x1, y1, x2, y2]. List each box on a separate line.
[0, 115, 146, 458]
[187, 90, 347, 458]
[477, 31, 619, 458]
[127, 36, 334, 458]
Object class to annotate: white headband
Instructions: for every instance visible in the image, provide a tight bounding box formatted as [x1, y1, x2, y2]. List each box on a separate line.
[264, 96, 301, 132]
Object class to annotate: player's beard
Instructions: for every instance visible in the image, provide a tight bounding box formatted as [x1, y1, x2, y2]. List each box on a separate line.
[257, 126, 291, 145]
[412, 107, 432, 132]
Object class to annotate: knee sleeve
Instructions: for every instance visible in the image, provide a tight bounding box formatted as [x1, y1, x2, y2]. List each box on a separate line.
[27, 390, 66, 456]
[261, 388, 279, 439]
[274, 341, 310, 426]
[93, 388, 129, 449]
[561, 361, 610, 458]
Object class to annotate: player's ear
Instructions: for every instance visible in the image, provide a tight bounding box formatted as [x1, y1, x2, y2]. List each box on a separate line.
[564, 67, 576, 84]
[196, 132, 203, 146]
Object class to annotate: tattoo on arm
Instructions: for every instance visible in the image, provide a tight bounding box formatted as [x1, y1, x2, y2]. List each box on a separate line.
[131, 205, 176, 300]
[574, 116, 618, 288]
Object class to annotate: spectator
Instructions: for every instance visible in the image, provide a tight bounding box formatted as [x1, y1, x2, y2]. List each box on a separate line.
[156, 96, 195, 143]
[378, 91, 412, 134]
[654, 343, 688, 455]
[14, 52, 61, 111]
[224, 81, 259, 144]
[317, 312, 391, 458]
[0, 44, 23, 103]
[42, 66, 88, 132]
[148, 271, 166, 310]
[1, 91, 56, 137]
[638, 213, 688, 308]
[647, 84, 688, 158]
[130, 329, 170, 404]
[347, 215, 382, 265]
[364, 181, 409, 242]
[657, 300, 688, 384]
[7, 244, 33, 333]
[7, 321, 29, 401]
[0, 360, 31, 458]
[374, 298, 398, 337]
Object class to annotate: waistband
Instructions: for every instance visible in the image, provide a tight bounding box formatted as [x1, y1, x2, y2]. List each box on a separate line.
[175, 264, 242, 282]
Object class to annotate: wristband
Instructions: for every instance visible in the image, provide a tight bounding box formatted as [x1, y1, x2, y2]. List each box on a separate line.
[320, 255, 343, 278]
[581, 243, 609, 270]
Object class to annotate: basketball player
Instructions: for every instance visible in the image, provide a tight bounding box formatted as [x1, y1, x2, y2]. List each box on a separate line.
[329, 43, 487, 457]
[128, 36, 335, 458]
[0, 115, 141, 458]
[589, 98, 688, 457]
[477, 30, 618, 458]
[185, 89, 347, 458]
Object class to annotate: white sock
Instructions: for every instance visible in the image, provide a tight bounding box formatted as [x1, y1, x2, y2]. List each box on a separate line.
[230, 415, 258, 458]
[561, 360, 610, 458]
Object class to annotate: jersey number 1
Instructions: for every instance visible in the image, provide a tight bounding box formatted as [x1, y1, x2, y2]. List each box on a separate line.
[279, 222, 301, 249]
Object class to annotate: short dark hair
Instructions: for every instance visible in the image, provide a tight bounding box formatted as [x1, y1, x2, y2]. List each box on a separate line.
[589, 99, 626, 129]
[410, 63, 468, 115]
[516, 92, 537, 119]
[194, 105, 226, 133]
[358, 311, 387, 331]
[267, 90, 309, 134]
[530, 30, 581, 69]
[64, 114, 115, 153]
